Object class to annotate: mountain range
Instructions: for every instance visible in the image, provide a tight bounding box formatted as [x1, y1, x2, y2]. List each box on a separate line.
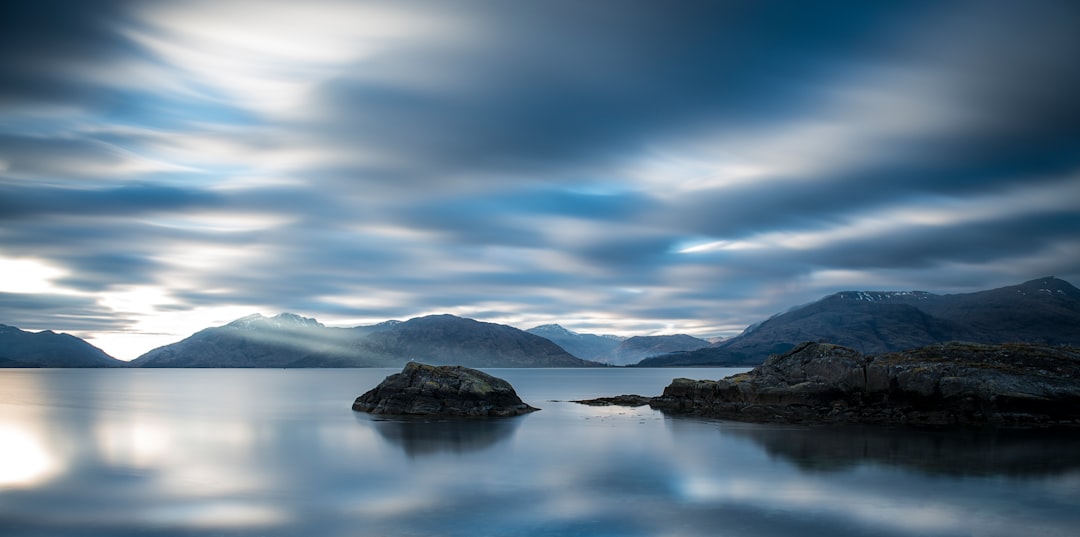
[524, 325, 710, 365]
[0, 324, 125, 367]
[525, 324, 624, 361]
[3, 277, 1078, 368]
[602, 334, 711, 365]
[639, 277, 1080, 366]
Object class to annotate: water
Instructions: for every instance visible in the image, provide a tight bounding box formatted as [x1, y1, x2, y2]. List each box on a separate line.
[2, 368, 1079, 537]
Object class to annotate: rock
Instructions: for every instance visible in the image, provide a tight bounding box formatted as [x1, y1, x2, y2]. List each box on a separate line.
[352, 362, 539, 417]
[596, 342, 1080, 427]
[572, 394, 653, 407]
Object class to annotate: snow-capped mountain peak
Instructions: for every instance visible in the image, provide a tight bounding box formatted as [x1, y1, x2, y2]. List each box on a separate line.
[227, 313, 324, 330]
[833, 290, 935, 302]
[529, 324, 579, 337]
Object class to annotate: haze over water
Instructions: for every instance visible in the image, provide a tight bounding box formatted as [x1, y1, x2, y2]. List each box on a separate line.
[2, 368, 1079, 536]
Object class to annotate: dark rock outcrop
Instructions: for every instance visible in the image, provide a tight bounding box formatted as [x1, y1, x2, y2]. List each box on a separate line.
[353, 362, 539, 417]
[572, 394, 653, 407]
[578, 342, 1080, 427]
[650, 342, 1080, 427]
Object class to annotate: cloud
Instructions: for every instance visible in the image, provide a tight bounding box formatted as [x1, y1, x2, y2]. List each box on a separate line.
[296, 1, 932, 180]
[0, 1, 138, 109]
[0, 182, 218, 219]
[0, 292, 128, 333]
[0, 1, 1077, 357]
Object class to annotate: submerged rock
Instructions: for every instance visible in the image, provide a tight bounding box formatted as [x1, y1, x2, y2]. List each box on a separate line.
[353, 362, 539, 417]
[581, 342, 1080, 427]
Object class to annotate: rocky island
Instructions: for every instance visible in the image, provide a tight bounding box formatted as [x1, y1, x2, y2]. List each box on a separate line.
[580, 342, 1080, 427]
[353, 362, 539, 417]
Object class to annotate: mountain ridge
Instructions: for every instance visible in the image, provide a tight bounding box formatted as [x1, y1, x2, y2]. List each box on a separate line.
[639, 277, 1080, 366]
[6, 277, 1078, 368]
[0, 324, 125, 367]
[525, 324, 624, 362]
[604, 334, 711, 366]
[131, 313, 599, 368]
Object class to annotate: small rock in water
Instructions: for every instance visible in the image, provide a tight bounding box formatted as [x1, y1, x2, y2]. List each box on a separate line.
[572, 394, 654, 407]
[352, 362, 539, 417]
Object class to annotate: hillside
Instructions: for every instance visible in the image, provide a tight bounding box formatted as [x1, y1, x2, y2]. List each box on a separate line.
[605, 334, 710, 366]
[0, 324, 125, 367]
[639, 277, 1080, 366]
[352, 315, 598, 368]
[131, 313, 599, 368]
[130, 313, 364, 367]
[526, 324, 624, 361]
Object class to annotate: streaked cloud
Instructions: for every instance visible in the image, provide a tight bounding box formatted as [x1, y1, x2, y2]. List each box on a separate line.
[1, 0, 1077, 359]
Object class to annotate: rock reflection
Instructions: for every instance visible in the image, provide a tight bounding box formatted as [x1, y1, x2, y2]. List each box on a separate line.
[701, 421, 1080, 477]
[362, 415, 525, 457]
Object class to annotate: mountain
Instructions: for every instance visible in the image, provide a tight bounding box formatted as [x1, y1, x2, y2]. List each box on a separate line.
[639, 277, 1080, 367]
[896, 277, 1080, 343]
[351, 320, 403, 337]
[130, 313, 363, 367]
[131, 313, 600, 368]
[605, 334, 710, 366]
[526, 324, 624, 361]
[0, 324, 125, 367]
[350, 315, 599, 368]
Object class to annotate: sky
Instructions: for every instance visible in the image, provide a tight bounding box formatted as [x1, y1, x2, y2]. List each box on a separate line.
[1, 0, 1079, 360]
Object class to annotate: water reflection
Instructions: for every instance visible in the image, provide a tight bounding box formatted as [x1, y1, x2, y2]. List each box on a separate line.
[0, 371, 63, 489]
[0, 425, 56, 487]
[3, 369, 1080, 537]
[716, 422, 1080, 477]
[362, 414, 526, 456]
[663, 417, 1080, 537]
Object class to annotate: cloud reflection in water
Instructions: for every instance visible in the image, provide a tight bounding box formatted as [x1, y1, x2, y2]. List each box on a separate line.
[0, 369, 1078, 537]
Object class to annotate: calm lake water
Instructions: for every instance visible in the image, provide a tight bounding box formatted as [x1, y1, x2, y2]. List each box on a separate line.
[2, 368, 1079, 537]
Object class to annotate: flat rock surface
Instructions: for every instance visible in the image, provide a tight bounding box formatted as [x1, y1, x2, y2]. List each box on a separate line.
[353, 362, 539, 417]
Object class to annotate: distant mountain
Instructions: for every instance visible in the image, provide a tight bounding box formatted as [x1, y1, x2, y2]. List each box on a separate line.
[351, 319, 403, 337]
[606, 334, 710, 366]
[131, 313, 600, 368]
[526, 324, 624, 362]
[130, 313, 364, 368]
[0, 324, 125, 367]
[639, 277, 1080, 367]
[351, 315, 599, 368]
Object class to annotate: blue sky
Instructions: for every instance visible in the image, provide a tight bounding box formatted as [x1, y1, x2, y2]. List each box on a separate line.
[2, 0, 1079, 359]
